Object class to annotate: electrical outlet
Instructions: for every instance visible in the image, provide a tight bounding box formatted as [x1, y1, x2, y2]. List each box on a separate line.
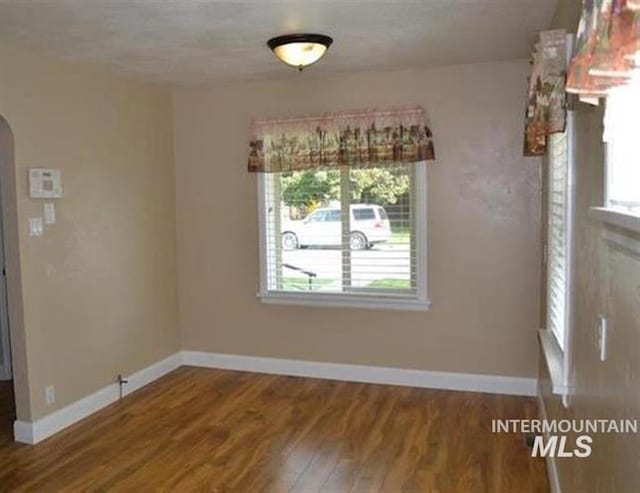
[45, 385, 55, 406]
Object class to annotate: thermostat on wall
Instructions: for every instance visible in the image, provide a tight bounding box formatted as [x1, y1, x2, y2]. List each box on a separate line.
[29, 168, 63, 199]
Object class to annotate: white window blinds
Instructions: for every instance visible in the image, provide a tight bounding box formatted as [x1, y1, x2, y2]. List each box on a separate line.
[546, 122, 573, 350]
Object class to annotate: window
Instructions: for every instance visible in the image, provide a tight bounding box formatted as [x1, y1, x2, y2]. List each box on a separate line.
[539, 111, 574, 404]
[258, 163, 429, 310]
[604, 81, 640, 216]
[546, 122, 573, 351]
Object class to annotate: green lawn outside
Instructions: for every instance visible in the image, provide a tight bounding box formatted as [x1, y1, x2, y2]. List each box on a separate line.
[281, 277, 336, 291]
[366, 278, 411, 289]
[390, 225, 411, 245]
[282, 277, 410, 291]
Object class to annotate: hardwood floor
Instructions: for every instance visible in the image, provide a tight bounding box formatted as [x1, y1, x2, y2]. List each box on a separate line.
[0, 380, 15, 450]
[0, 367, 548, 492]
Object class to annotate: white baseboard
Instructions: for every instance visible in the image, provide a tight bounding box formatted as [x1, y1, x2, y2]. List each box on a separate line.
[538, 390, 562, 493]
[13, 352, 182, 445]
[12, 350, 537, 445]
[182, 351, 537, 396]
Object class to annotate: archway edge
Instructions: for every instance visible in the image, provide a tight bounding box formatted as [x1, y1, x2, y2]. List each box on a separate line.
[0, 113, 33, 423]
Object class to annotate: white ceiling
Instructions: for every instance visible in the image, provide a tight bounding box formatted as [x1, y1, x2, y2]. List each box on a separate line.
[0, 0, 558, 85]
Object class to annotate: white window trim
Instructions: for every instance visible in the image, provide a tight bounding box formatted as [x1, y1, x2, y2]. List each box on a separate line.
[256, 164, 430, 311]
[540, 108, 576, 408]
[589, 207, 640, 235]
[538, 329, 570, 395]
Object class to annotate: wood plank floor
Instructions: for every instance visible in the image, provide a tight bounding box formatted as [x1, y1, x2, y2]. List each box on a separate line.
[0, 367, 548, 492]
[0, 380, 15, 450]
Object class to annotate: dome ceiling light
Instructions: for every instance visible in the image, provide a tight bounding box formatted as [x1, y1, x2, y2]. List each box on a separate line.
[267, 33, 333, 71]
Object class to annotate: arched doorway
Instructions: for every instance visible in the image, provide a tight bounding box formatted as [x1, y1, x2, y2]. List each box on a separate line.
[0, 114, 30, 443]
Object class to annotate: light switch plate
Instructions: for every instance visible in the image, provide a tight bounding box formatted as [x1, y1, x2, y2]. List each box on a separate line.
[43, 202, 56, 225]
[28, 217, 43, 237]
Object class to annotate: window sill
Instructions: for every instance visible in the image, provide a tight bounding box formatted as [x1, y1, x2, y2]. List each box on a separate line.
[590, 207, 640, 234]
[258, 291, 432, 311]
[537, 329, 570, 400]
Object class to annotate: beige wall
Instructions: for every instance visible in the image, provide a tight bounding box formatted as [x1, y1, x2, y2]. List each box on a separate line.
[173, 60, 542, 378]
[0, 46, 180, 420]
[539, 1, 640, 491]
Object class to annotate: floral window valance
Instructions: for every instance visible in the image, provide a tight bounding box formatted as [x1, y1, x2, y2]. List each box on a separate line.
[566, 0, 640, 99]
[247, 106, 435, 173]
[524, 30, 569, 156]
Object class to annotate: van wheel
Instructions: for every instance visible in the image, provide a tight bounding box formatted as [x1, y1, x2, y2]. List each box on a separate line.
[282, 232, 298, 250]
[350, 232, 368, 250]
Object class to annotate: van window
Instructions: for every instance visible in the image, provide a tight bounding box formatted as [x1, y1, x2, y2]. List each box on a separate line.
[307, 210, 327, 222]
[353, 208, 375, 221]
[327, 210, 341, 221]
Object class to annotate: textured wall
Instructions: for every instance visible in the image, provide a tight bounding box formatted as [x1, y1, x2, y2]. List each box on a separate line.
[539, 1, 640, 491]
[0, 46, 180, 420]
[173, 60, 542, 378]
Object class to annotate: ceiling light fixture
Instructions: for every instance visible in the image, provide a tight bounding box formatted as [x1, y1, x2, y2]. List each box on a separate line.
[267, 33, 333, 71]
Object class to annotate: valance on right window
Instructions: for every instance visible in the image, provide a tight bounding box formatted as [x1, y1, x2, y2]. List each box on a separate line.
[566, 0, 639, 98]
[248, 106, 435, 173]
